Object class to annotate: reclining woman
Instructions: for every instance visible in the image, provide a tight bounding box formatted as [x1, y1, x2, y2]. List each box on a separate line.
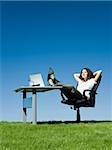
[61, 68, 102, 103]
[47, 67, 102, 103]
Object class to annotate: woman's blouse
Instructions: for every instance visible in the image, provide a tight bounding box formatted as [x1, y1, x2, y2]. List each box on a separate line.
[77, 78, 96, 99]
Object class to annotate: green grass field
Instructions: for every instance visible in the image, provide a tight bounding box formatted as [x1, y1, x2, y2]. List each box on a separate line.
[0, 122, 112, 150]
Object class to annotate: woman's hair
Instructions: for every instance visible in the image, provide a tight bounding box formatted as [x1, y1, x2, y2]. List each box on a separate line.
[79, 67, 94, 81]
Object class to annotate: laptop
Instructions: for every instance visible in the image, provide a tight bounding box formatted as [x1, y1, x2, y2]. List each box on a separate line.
[29, 73, 45, 87]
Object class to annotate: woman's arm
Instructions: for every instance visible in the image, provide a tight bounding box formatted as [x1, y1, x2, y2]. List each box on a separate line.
[73, 73, 81, 82]
[93, 70, 102, 82]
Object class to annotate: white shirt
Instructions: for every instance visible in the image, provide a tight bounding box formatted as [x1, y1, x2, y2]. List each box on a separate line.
[77, 78, 96, 99]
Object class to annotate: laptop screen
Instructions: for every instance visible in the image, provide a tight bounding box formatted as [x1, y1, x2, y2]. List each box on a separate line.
[29, 73, 45, 87]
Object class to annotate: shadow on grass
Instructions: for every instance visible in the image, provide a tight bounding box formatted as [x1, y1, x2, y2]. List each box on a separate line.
[35, 120, 112, 124]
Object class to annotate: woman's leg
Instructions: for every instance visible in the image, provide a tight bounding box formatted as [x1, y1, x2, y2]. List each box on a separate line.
[61, 86, 82, 101]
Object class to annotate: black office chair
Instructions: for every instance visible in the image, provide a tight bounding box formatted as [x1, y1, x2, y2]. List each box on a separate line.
[61, 75, 102, 122]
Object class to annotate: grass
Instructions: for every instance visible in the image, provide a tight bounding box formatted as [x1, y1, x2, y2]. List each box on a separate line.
[0, 122, 112, 150]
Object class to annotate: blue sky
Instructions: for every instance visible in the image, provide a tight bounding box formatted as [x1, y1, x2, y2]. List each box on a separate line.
[1, 1, 112, 122]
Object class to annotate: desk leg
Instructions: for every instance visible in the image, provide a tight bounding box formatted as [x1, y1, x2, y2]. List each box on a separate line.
[32, 91, 37, 124]
[23, 91, 27, 122]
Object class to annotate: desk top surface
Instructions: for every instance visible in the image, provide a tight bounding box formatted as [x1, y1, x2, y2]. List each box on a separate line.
[15, 85, 73, 93]
[15, 86, 63, 92]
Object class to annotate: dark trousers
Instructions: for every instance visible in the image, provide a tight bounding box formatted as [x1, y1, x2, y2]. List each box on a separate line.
[61, 86, 82, 101]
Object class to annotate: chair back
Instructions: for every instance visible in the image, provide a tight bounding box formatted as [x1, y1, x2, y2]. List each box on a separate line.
[91, 75, 102, 94]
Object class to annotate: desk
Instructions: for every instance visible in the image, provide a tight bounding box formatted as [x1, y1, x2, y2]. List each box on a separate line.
[15, 86, 63, 124]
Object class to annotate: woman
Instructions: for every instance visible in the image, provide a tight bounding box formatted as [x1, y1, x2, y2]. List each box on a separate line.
[61, 68, 102, 103]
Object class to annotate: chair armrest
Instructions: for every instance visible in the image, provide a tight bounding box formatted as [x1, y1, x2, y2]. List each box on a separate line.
[83, 89, 96, 98]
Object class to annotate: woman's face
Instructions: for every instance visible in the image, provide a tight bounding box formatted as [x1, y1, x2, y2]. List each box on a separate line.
[81, 69, 88, 80]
